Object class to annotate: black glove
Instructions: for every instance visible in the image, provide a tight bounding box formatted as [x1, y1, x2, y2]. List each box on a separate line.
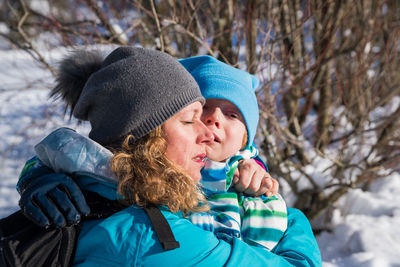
[18, 172, 90, 228]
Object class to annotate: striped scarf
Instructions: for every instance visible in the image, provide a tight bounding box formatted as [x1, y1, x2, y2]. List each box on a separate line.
[190, 145, 288, 251]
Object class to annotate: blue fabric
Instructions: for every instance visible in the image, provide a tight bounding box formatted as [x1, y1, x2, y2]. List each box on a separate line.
[74, 204, 321, 266]
[34, 127, 121, 201]
[17, 128, 322, 266]
[70, 172, 321, 266]
[179, 55, 259, 145]
[34, 128, 116, 183]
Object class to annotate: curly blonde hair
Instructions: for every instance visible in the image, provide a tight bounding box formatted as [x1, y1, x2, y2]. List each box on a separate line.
[111, 127, 208, 215]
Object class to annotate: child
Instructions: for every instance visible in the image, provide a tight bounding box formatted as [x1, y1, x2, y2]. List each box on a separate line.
[179, 56, 287, 250]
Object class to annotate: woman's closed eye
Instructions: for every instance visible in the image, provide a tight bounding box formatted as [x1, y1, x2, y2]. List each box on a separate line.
[181, 116, 201, 125]
[179, 111, 202, 125]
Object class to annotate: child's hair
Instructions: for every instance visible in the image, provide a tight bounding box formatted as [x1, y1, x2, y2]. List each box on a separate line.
[111, 127, 209, 215]
[241, 131, 248, 149]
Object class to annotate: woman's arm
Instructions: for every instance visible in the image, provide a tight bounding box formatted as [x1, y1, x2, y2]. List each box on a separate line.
[225, 208, 322, 266]
[177, 207, 321, 266]
[269, 208, 322, 266]
[17, 156, 274, 226]
[75, 206, 321, 267]
[159, 207, 321, 266]
[17, 160, 321, 266]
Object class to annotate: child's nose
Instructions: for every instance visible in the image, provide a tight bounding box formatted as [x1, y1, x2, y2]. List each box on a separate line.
[205, 109, 222, 128]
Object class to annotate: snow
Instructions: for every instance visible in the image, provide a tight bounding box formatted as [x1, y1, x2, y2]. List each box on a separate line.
[0, 48, 91, 218]
[318, 172, 400, 266]
[0, 47, 399, 267]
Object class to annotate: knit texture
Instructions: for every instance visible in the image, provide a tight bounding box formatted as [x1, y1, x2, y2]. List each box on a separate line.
[71, 47, 204, 145]
[179, 55, 259, 145]
[190, 145, 288, 251]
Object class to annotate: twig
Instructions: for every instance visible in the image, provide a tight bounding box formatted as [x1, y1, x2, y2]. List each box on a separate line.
[83, 0, 128, 45]
[7, 0, 57, 76]
[150, 0, 164, 51]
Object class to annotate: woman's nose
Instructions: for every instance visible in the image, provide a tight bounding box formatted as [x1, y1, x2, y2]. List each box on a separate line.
[197, 121, 214, 144]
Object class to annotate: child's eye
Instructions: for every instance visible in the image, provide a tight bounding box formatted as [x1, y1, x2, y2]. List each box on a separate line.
[182, 121, 194, 125]
[225, 111, 239, 119]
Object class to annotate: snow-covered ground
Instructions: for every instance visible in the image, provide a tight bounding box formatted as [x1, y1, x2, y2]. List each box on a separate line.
[1, 48, 399, 267]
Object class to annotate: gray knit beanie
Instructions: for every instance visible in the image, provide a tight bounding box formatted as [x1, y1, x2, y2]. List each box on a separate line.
[51, 46, 204, 146]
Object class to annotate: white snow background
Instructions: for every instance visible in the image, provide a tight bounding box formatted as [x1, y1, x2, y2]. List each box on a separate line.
[1, 47, 400, 267]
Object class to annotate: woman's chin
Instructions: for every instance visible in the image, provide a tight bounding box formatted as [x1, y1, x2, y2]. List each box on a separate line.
[190, 172, 202, 183]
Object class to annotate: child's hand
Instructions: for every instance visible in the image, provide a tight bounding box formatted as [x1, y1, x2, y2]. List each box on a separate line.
[233, 159, 279, 197]
[261, 172, 279, 197]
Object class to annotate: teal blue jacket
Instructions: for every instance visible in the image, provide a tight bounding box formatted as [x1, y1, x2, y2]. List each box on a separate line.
[75, 206, 320, 266]
[21, 128, 322, 266]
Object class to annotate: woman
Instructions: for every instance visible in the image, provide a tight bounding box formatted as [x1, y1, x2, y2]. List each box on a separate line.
[18, 47, 321, 266]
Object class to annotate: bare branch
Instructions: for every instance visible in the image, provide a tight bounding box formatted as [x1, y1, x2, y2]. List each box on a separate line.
[8, 0, 56, 75]
[83, 0, 128, 45]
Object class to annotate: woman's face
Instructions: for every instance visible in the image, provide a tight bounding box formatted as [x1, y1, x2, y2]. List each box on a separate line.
[163, 101, 213, 182]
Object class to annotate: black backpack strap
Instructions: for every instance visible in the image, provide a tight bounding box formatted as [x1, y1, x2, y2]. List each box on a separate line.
[84, 192, 180, 251]
[144, 205, 180, 251]
[83, 191, 128, 219]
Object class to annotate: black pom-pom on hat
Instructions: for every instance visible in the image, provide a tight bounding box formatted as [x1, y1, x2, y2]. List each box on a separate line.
[50, 50, 104, 116]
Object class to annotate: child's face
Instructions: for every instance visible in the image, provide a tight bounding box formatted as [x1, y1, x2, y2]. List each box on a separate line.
[201, 99, 247, 162]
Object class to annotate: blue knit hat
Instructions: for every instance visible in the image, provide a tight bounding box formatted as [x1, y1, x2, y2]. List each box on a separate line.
[179, 55, 259, 145]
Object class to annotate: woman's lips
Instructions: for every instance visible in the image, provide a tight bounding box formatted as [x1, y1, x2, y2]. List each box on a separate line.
[193, 153, 206, 161]
[193, 153, 206, 166]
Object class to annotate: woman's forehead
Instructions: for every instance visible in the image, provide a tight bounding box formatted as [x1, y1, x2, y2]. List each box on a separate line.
[177, 101, 203, 115]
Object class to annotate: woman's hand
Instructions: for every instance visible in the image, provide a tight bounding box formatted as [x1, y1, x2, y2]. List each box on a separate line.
[19, 173, 90, 228]
[233, 159, 279, 197]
